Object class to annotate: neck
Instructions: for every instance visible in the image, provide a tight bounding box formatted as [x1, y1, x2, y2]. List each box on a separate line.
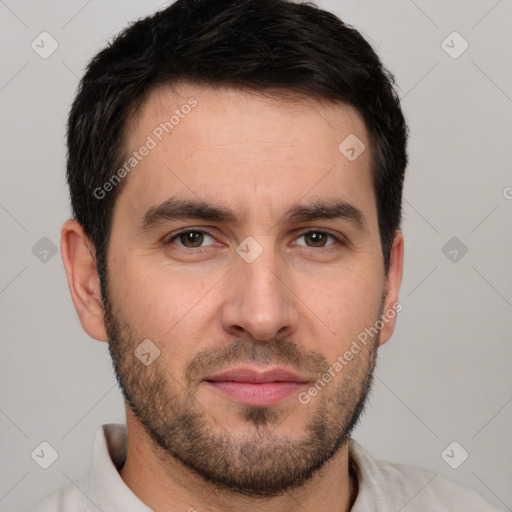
[118, 413, 357, 512]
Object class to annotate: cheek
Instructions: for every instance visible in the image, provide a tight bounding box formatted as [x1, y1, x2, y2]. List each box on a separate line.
[304, 266, 383, 351]
[109, 259, 219, 355]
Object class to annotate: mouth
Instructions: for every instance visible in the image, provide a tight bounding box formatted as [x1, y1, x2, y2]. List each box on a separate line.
[203, 366, 310, 407]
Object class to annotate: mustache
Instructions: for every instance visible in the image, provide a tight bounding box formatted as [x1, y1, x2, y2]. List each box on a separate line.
[185, 338, 329, 384]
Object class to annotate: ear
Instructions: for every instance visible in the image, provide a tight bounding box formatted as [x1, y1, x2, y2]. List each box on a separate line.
[378, 229, 404, 346]
[60, 219, 109, 342]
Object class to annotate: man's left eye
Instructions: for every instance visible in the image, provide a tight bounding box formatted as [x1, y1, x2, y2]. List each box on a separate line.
[294, 231, 338, 248]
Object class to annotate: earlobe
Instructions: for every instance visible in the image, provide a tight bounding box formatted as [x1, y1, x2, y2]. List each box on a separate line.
[60, 219, 109, 342]
[378, 230, 404, 346]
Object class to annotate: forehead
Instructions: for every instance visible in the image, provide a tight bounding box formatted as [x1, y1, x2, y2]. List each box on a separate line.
[117, 84, 376, 226]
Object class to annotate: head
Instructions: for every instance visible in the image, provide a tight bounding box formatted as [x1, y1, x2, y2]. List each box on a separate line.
[61, 0, 407, 498]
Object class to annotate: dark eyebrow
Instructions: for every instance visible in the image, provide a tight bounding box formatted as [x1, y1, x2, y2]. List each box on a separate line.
[137, 197, 367, 233]
[281, 199, 367, 232]
[137, 198, 241, 233]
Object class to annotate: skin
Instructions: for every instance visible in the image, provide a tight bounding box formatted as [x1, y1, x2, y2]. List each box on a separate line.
[61, 84, 404, 512]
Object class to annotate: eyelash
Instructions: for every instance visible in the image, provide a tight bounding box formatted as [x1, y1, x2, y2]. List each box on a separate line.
[165, 229, 345, 252]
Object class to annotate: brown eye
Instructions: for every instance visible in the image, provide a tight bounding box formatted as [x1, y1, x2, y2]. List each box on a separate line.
[296, 231, 337, 248]
[180, 231, 204, 247]
[304, 232, 329, 247]
[168, 230, 215, 248]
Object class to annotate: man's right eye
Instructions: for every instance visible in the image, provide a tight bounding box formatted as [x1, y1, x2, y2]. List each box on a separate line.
[166, 230, 216, 248]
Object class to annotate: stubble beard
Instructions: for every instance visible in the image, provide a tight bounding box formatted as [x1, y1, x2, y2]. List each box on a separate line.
[103, 288, 379, 498]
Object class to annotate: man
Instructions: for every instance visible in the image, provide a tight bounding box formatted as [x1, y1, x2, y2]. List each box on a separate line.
[28, 0, 501, 510]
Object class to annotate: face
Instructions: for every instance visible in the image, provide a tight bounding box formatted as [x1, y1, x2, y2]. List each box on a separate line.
[100, 84, 401, 497]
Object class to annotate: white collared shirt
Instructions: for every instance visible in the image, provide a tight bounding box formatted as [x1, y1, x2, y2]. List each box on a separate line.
[26, 423, 502, 511]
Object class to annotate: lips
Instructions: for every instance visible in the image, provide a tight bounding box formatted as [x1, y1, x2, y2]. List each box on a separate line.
[203, 366, 310, 407]
[205, 367, 309, 384]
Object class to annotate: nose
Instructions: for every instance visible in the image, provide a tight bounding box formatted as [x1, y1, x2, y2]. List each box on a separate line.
[221, 250, 300, 343]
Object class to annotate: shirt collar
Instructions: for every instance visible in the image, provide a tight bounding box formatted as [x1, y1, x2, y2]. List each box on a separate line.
[85, 423, 153, 512]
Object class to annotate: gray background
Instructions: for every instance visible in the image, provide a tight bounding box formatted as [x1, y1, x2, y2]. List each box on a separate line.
[1, 0, 511, 510]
